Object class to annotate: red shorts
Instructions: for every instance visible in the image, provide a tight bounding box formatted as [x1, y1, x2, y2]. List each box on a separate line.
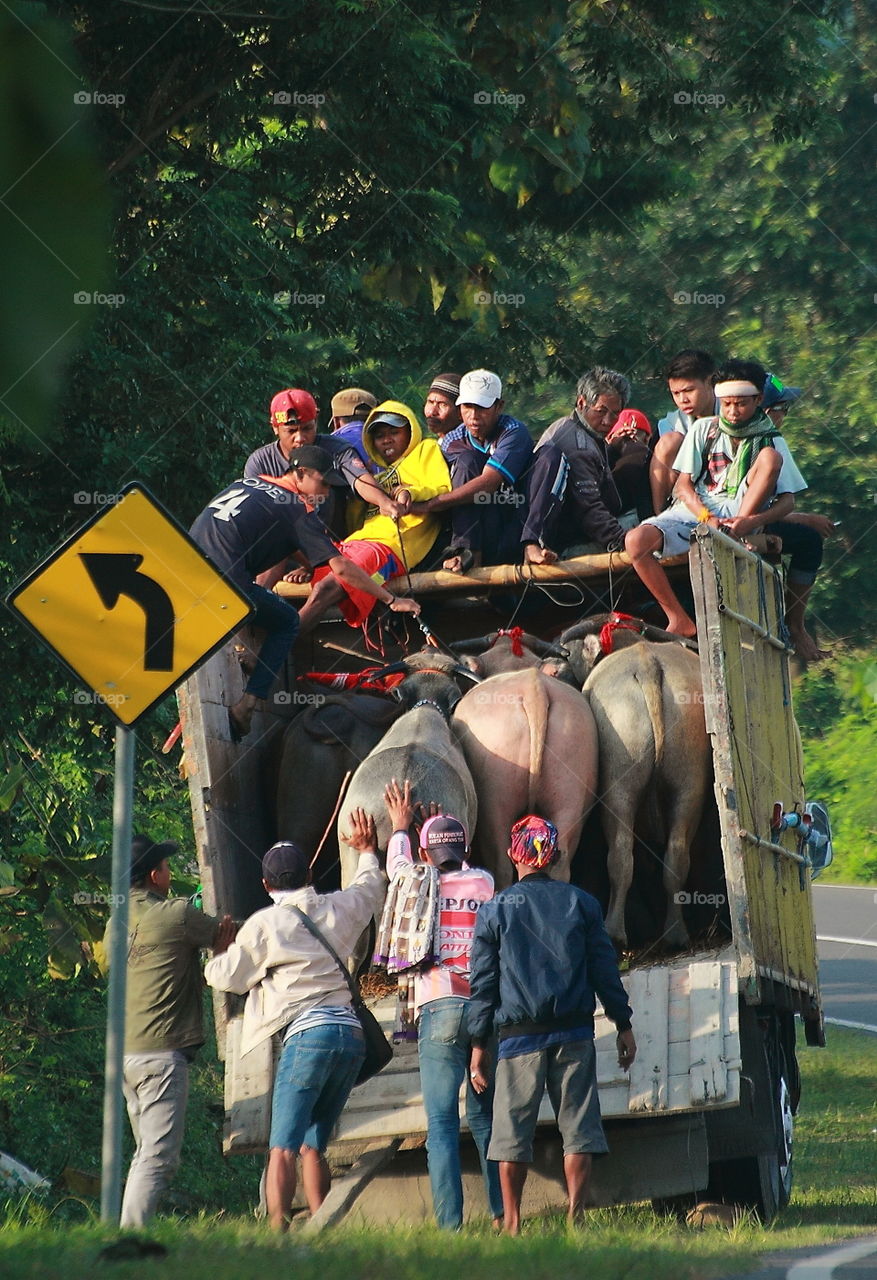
[312, 540, 403, 627]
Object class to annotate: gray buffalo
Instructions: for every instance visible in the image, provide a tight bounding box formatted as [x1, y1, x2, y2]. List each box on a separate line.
[581, 639, 710, 950]
[452, 666, 599, 889]
[338, 649, 479, 909]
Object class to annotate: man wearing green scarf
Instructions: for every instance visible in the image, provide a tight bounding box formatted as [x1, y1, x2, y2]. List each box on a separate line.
[624, 359, 806, 638]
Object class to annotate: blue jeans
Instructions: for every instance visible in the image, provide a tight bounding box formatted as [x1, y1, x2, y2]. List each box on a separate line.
[269, 1022, 365, 1153]
[241, 582, 300, 700]
[418, 998, 503, 1228]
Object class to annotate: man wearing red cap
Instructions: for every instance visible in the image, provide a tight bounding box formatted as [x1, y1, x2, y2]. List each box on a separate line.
[467, 816, 636, 1234]
[244, 388, 404, 533]
[380, 779, 502, 1230]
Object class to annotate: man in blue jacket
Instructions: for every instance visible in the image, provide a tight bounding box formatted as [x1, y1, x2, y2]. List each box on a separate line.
[467, 816, 636, 1234]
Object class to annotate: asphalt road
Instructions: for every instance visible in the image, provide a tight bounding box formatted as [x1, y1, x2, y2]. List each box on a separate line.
[813, 884, 877, 1031]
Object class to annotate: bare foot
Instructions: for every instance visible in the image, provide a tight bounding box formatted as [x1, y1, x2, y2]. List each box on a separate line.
[523, 544, 558, 566]
[663, 613, 697, 640]
[228, 692, 265, 740]
[788, 626, 829, 663]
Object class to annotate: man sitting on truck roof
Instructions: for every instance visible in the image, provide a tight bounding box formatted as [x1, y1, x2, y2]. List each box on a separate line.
[244, 388, 402, 537]
[624, 358, 804, 639]
[413, 369, 534, 573]
[284, 402, 449, 634]
[189, 445, 420, 740]
[423, 372, 463, 440]
[523, 367, 643, 564]
[204, 821, 386, 1231]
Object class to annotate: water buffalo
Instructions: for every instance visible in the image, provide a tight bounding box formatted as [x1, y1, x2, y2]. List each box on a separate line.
[553, 611, 698, 687]
[450, 628, 568, 679]
[452, 666, 599, 889]
[338, 648, 480, 901]
[581, 639, 710, 950]
[275, 686, 402, 889]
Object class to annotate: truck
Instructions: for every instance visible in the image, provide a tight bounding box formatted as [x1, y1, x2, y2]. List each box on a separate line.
[177, 528, 829, 1227]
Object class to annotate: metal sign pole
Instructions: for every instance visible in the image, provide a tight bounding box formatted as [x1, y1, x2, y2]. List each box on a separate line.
[100, 724, 136, 1224]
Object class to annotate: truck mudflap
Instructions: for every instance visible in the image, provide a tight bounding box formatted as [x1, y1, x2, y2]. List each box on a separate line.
[221, 952, 741, 1155]
[689, 527, 822, 1024]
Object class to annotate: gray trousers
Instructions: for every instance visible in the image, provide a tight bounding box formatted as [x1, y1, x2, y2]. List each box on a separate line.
[120, 1050, 189, 1228]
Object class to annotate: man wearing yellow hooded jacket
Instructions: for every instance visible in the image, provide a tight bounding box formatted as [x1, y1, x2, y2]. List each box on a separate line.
[286, 400, 450, 633]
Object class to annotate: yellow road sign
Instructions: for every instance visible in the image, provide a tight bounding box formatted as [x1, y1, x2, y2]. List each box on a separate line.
[7, 483, 253, 727]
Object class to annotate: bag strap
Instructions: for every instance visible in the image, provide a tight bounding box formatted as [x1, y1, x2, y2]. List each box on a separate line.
[288, 905, 359, 1004]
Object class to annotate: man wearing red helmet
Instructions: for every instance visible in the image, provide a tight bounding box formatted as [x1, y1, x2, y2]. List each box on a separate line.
[467, 816, 636, 1234]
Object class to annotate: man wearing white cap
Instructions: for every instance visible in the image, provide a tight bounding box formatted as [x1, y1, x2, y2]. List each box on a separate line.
[413, 368, 534, 572]
[625, 358, 804, 638]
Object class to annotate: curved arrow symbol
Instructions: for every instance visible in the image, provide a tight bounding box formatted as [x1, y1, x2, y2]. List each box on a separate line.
[80, 552, 175, 671]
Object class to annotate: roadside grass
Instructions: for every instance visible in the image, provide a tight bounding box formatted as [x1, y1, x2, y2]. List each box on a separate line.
[1, 1027, 874, 1280]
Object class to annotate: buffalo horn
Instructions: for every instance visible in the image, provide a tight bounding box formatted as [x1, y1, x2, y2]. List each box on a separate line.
[449, 633, 497, 655]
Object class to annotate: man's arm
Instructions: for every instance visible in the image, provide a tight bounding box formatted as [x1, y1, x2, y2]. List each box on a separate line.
[384, 779, 416, 881]
[327, 552, 420, 616]
[354, 473, 403, 519]
[415, 463, 504, 513]
[466, 911, 501, 1046]
[563, 445, 626, 548]
[204, 917, 270, 994]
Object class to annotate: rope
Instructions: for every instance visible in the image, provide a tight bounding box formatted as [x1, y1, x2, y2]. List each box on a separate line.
[599, 611, 646, 656]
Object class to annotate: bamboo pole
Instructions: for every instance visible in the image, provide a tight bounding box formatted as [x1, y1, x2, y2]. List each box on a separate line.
[275, 551, 691, 600]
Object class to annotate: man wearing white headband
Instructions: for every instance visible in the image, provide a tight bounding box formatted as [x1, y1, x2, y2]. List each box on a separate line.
[624, 358, 805, 639]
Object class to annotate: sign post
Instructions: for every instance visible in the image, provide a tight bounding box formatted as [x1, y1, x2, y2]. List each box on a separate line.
[6, 483, 253, 1224]
[100, 726, 136, 1223]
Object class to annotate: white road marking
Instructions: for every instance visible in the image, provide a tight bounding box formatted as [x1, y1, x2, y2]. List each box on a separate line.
[787, 1235, 877, 1279]
[824, 1016, 877, 1035]
[817, 935, 877, 949]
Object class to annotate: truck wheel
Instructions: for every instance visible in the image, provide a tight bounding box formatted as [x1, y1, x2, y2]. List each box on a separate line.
[705, 1019, 795, 1224]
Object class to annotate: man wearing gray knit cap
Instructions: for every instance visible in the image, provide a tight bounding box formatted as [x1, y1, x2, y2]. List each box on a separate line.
[424, 373, 462, 439]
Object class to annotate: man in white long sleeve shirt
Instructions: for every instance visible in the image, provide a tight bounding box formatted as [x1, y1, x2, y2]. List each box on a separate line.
[205, 813, 385, 1230]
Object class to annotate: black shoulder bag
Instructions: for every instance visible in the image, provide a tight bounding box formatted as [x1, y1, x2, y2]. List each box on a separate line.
[289, 906, 393, 1086]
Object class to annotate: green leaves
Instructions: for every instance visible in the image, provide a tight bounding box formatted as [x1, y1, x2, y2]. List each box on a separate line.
[0, 8, 109, 440]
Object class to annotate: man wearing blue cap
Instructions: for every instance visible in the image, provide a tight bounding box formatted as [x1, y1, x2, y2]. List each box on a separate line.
[204, 815, 385, 1231]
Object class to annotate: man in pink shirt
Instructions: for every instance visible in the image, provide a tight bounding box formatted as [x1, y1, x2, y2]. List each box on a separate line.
[383, 779, 502, 1230]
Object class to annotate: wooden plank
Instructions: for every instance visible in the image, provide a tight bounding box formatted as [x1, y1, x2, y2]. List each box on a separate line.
[688, 961, 726, 1104]
[222, 1017, 275, 1154]
[626, 967, 670, 1112]
[301, 1139, 403, 1234]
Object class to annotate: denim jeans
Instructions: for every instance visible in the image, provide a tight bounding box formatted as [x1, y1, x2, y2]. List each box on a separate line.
[417, 998, 503, 1228]
[241, 582, 300, 700]
[120, 1050, 189, 1228]
[269, 1021, 365, 1153]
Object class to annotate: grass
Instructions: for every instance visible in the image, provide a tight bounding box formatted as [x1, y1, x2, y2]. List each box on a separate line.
[1, 1026, 874, 1280]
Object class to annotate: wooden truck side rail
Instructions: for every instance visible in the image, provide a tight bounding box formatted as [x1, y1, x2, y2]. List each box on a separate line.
[689, 527, 822, 1039]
